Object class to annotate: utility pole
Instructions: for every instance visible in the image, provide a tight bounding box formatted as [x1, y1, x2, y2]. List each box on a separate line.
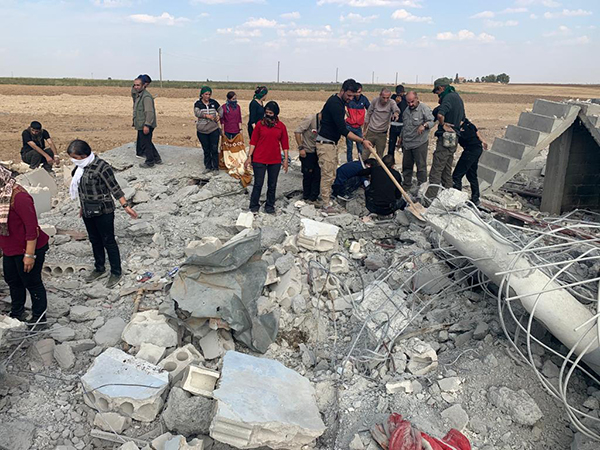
[335, 67, 338, 83]
[277, 61, 280, 83]
[159, 48, 163, 88]
[416, 75, 419, 85]
[371, 71, 374, 85]
[395, 72, 398, 85]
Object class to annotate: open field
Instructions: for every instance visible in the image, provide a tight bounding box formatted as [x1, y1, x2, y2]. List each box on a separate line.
[0, 82, 599, 163]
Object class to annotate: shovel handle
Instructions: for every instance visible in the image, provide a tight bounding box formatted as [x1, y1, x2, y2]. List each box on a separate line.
[365, 146, 417, 208]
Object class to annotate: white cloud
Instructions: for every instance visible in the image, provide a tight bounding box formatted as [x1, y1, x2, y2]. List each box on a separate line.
[243, 17, 277, 27]
[392, 9, 432, 23]
[516, 0, 560, 6]
[340, 13, 378, 23]
[485, 19, 519, 27]
[285, 26, 333, 38]
[372, 27, 404, 37]
[92, 0, 131, 7]
[383, 38, 406, 46]
[471, 11, 495, 19]
[317, 0, 422, 7]
[217, 27, 262, 37]
[129, 12, 190, 26]
[543, 25, 571, 36]
[558, 35, 590, 45]
[280, 11, 300, 20]
[544, 9, 593, 19]
[437, 29, 495, 42]
[197, 12, 209, 18]
[501, 7, 528, 13]
[530, 13, 538, 19]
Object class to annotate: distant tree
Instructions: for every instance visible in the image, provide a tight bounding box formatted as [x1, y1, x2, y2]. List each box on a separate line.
[454, 73, 459, 84]
[437, 76, 453, 86]
[482, 74, 497, 83]
[475, 77, 480, 83]
[497, 73, 510, 84]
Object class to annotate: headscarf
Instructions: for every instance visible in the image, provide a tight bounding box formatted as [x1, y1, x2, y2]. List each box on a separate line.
[0, 165, 17, 236]
[137, 74, 152, 85]
[69, 152, 96, 200]
[253, 86, 268, 100]
[262, 101, 280, 128]
[200, 86, 212, 96]
[439, 85, 456, 101]
[226, 99, 238, 113]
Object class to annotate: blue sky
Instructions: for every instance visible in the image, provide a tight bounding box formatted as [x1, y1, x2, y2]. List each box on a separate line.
[0, 0, 597, 83]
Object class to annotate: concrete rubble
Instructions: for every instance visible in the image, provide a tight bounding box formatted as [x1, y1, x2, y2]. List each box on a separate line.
[2, 142, 599, 449]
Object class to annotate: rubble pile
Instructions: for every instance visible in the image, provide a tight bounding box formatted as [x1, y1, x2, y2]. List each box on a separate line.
[0, 143, 599, 450]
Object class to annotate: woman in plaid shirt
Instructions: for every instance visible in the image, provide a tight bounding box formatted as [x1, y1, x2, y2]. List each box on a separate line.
[67, 140, 138, 288]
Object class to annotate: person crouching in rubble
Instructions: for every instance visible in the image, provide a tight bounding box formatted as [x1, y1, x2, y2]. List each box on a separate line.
[358, 154, 406, 217]
[332, 158, 376, 201]
[0, 165, 50, 328]
[452, 118, 488, 207]
[67, 140, 138, 289]
[244, 101, 289, 214]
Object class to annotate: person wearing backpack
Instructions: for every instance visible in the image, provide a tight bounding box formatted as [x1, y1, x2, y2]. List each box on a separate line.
[452, 118, 488, 206]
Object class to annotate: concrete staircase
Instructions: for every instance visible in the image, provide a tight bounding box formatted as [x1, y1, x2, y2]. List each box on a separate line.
[479, 99, 581, 193]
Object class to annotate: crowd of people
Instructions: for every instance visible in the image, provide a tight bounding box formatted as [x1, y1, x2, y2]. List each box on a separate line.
[1, 74, 488, 328]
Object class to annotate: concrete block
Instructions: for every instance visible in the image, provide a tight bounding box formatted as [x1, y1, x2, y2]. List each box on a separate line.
[518, 112, 557, 133]
[330, 254, 349, 273]
[297, 218, 339, 252]
[81, 348, 168, 422]
[28, 338, 55, 367]
[349, 241, 361, 254]
[491, 137, 530, 160]
[40, 224, 57, 237]
[235, 212, 254, 231]
[264, 265, 280, 285]
[273, 264, 302, 302]
[158, 344, 204, 384]
[94, 317, 126, 347]
[94, 412, 132, 433]
[53, 343, 75, 370]
[70, 305, 101, 322]
[24, 185, 52, 217]
[118, 443, 139, 450]
[185, 237, 222, 258]
[122, 310, 178, 347]
[532, 99, 572, 118]
[136, 343, 166, 365]
[210, 351, 326, 449]
[152, 434, 204, 450]
[405, 339, 438, 376]
[505, 125, 544, 147]
[199, 330, 235, 360]
[0, 314, 26, 347]
[17, 167, 58, 197]
[162, 387, 214, 437]
[479, 150, 513, 173]
[181, 365, 220, 398]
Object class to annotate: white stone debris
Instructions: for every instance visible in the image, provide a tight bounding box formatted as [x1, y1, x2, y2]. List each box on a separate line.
[185, 237, 223, 257]
[181, 365, 220, 398]
[93, 412, 132, 434]
[0, 314, 25, 347]
[159, 343, 204, 383]
[236, 212, 254, 231]
[122, 310, 178, 347]
[488, 386, 544, 426]
[297, 218, 340, 252]
[136, 342, 167, 365]
[81, 347, 169, 422]
[210, 351, 326, 449]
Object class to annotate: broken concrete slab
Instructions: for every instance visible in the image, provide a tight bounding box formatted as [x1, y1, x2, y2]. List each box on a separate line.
[181, 365, 220, 398]
[24, 185, 52, 217]
[0, 314, 26, 347]
[81, 347, 169, 422]
[273, 264, 302, 304]
[53, 343, 75, 370]
[151, 433, 205, 450]
[94, 317, 126, 347]
[185, 237, 223, 257]
[28, 338, 55, 367]
[69, 305, 101, 322]
[137, 343, 166, 365]
[441, 404, 469, 431]
[159, 344, 204, 384]
[297, 218, 339, 252]
[118, 443, 139, 450]
[162, 386, 214, 437]
[488, 386, 543, 426]
[404, 339, 438, 376]
[210, 351, 326, 449]
[17, 166, 58, 197]
[274, 253, 294, 275]
[94, 412, 132, 434]
[199, 330, 235, 360]
[122, 310, 178, 348]
[236, 211, 254, 231]
[0, 420, 35, 450]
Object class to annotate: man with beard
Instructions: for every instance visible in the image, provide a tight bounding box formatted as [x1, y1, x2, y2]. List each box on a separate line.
[132, 75, 161, 168]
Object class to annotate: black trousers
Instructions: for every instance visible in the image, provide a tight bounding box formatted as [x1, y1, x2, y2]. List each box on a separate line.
[388, 126, 402, 156]
[248, 123, 255, 140]
[452, 146, 483, 203]
[365, 188, 406, 216]
[22, 148, 54, 170]
[332, 177, 363, 198]
[82, 212, 122, 276]
[300, 152, 321, 201]
[137, 127, 161, 165]
[250, 163, 281, 212]
[197, 129, 220, 171]
[3, 244, 49, 320]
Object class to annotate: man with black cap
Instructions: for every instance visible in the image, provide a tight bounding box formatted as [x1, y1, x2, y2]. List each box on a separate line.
[21, 121, 59, 171]
[427, 78, 465, 198]
[388, 85, 408, 157]
[132, 74, 161, 168]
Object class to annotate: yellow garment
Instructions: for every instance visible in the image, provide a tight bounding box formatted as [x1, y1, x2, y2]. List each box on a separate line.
[220, 134, 253, 187]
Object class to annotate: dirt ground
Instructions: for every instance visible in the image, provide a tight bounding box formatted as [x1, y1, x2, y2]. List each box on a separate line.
[1, 83, 599, 162]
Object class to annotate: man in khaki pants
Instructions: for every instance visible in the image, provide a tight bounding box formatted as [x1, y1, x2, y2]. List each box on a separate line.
[363, 88, 400, 158]
[316, 79, 373, 213]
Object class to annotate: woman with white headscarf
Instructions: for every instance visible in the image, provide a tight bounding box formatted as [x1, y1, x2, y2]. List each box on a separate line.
[68, 139, 138, 289]
[0, 165, 49, 328]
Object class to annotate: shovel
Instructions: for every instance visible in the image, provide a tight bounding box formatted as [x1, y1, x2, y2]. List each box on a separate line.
[365, 146, 427, 222]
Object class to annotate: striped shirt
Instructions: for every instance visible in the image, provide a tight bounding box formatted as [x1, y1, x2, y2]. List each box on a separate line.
[76, 157, 124, 218]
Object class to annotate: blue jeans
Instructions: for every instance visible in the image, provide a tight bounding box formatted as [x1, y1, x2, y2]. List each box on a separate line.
[346, 125, 363, 162]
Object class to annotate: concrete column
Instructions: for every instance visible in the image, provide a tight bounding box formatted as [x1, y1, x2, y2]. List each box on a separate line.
[541, 125, 573, 214]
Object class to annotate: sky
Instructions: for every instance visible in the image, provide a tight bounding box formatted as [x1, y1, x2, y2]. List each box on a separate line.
[0, 0, 598, 84]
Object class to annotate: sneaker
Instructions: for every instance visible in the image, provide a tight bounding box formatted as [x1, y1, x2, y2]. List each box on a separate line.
[135, 154, 144, 159]
[106, 273, 123, 289]
[202, 168, 212, 174]
[85, 270, 107, 283]
[322, 205, 340, 214]
[10, 312, 28, 322]
[27, 317, 48, 331]
[139, 162, 155, 169]
[265, 207, 276, 215]
[336, 194, 351, 202]
[472, 199, 481, 207]
[313, 199, 324, 208]
[155, 159, 163, 165]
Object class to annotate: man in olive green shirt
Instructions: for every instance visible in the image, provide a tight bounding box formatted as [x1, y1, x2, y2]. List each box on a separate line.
[364, 88, 400, 158]
[132, 75, 161, 168]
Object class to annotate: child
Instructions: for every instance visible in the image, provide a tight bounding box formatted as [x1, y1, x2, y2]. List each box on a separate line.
[452, 118, 488, 206]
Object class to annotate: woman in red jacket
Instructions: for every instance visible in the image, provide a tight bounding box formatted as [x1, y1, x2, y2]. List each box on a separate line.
[244, 101, 289, 214]
[0, 165, 49, 327]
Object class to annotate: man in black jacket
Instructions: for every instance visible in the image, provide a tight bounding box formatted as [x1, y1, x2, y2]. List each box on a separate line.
[358, 155, 406, 217]
[316, 79, 373, 213]
[388, 85, 408, 156]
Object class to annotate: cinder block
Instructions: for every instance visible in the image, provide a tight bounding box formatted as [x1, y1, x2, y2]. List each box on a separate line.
[479, 151, 513, 173]
[330, 255, 349, 274]
[532, 99, 572, 118]
[185, 237, 222, 257]
[297, 219, 339, 252]
[518, 112, 557, 133]
[159, 344, 204, 384]
[505, 125, 544, 147]
[136, 343, 166, 365]
[235, 212, 254, 231]
[273, 265, 302, 301]
[181, 365, 220, 398]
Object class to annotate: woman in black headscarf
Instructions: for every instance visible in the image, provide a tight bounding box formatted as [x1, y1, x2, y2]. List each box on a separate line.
[248, 86, 268, 139]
